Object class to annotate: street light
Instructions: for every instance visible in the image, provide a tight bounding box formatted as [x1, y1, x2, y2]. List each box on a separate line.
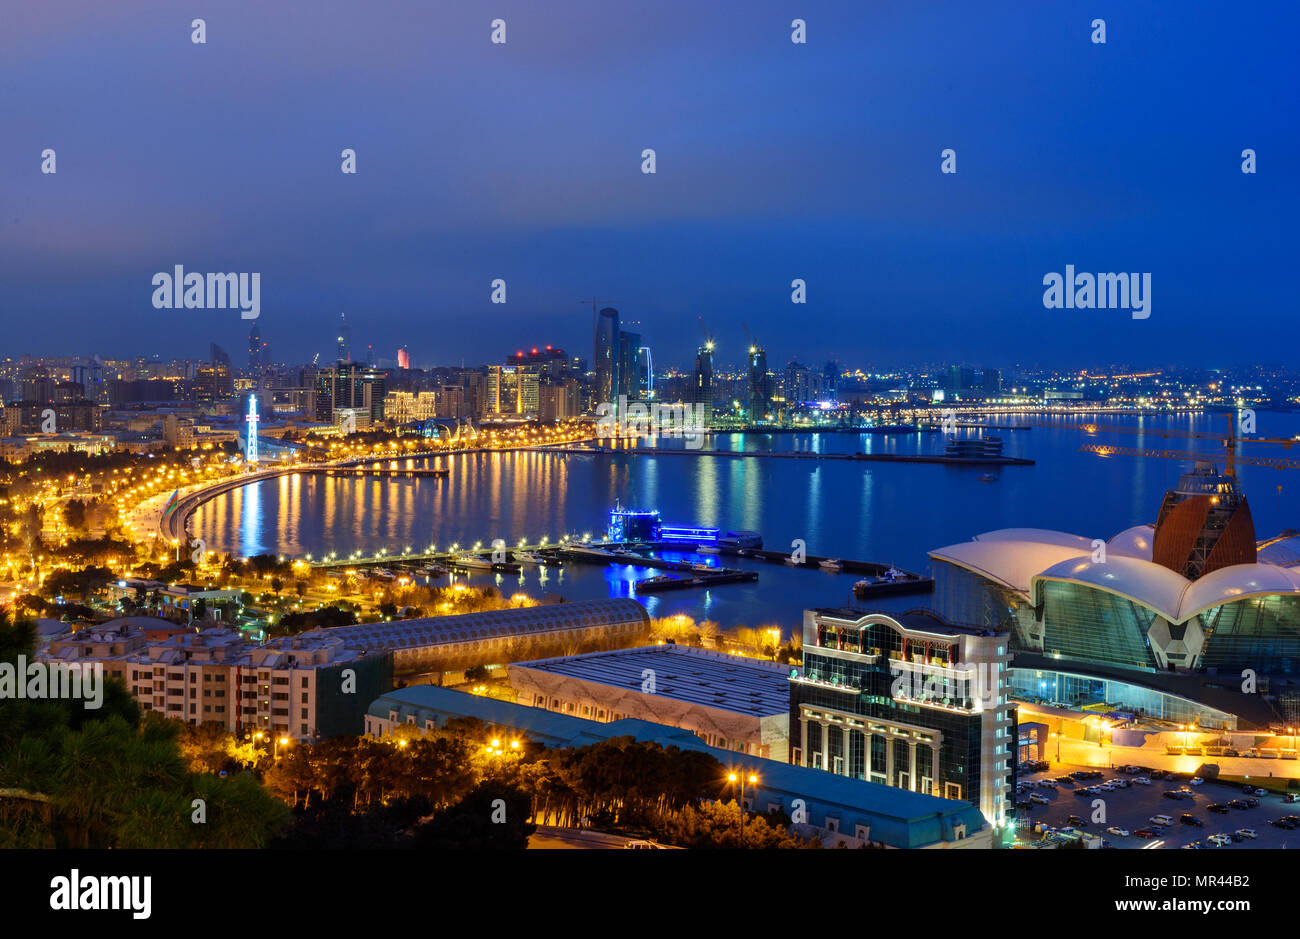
[727, 770, 758, 844]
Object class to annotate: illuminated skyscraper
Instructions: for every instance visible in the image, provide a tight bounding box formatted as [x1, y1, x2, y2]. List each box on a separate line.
[336, 313, 351, 363]
[594, 307, 619, 408]
[692, 341, 714, 416]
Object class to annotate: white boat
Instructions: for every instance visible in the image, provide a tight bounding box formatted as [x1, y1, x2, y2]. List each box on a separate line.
[691, 563, 715, 573]
[697, 546, 721, 555]
[453, 555, 493, 570]
[819, 559, 843, 571]
[514, 552, 542, 565]
[567, 545, 616, 558]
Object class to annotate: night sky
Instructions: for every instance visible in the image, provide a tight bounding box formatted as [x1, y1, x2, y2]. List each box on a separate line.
[2, 0, 1296, 369]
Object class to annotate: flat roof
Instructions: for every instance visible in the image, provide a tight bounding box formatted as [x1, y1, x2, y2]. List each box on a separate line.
[510, 644, 790, 717]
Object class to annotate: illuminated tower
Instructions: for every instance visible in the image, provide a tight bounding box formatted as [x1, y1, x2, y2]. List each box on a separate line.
[245, 394, 260, 464]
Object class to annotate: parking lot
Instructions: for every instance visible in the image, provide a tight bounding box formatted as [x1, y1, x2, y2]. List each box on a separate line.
[1014, 761, 1300, 849]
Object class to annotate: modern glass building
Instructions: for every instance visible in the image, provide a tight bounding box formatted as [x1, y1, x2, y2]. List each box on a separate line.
[789, 608, 1016, 829]
[929, 525, 1300, 726]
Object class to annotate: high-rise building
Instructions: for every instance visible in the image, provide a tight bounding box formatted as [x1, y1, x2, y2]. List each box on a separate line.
[982, 369, 1002, 393]
[784, 361, 812, 404]
[396, 347, 411, 370]
[789, 607, 1015, 830]
[692, 341, 715, 415]
[316, 362, 385, 426]
[617, 331, 642, 400]
[822, 361, 839, 402]
[19, 365, 53, 404]
[539, 379, 581, 421]
[336, 313, 351, 363]
[487, 365, 540, 416]
[747, 346, 771, 420]
[594, 307, 620, 409]
[248, 324, 263, 371]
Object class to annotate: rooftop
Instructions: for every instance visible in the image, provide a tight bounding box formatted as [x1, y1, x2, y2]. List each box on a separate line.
[509, 644, 790, 717]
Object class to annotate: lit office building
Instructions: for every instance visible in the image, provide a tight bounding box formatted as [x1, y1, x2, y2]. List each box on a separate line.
[789, 607, 1016, 829]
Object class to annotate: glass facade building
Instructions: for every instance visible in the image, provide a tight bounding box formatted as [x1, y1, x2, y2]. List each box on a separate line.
[789, 608, 1015, 828]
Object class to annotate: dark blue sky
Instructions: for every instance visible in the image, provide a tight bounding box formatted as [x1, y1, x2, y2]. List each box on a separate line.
[2, 0, 1295, 369]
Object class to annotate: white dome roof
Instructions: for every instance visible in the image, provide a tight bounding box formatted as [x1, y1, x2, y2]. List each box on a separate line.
[1181, 563, 1300, 620]
[1258, 536, 1300, 567]
[1107, 524, 1156, 561]
[1034, 555, 1191, 621]
[930, 530, 1092, 594]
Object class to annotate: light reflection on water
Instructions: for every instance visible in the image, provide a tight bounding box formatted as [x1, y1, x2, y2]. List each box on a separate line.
[191, 417, 1300, 632]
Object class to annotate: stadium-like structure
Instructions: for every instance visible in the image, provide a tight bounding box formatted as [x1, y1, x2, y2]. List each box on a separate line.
[929, 463, 1300, 728]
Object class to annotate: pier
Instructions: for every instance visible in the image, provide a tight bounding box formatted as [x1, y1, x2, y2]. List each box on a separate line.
[612, 446, 1033, 466]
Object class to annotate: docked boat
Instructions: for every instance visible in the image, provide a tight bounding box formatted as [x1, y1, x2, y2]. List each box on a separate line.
[719, 529, 763, 549]
[697, 546, 722, 555]
[420, 564, 449, 576]
[514, 552, 542, 565]
[691, 562, 715, 573]
[819, 559, 843, 572]
[453, 555, 493, 570]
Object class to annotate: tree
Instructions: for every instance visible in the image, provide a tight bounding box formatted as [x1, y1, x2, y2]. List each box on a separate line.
[62, 499, 88, 532]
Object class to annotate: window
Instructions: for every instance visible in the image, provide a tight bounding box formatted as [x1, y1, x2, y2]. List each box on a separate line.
[855, 824, 869, 841]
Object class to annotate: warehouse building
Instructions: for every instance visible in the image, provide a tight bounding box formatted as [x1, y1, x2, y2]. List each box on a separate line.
[508, 643, 791, 760]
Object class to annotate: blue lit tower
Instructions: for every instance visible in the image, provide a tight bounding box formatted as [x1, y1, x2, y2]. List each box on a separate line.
[245, 394, 260, 463]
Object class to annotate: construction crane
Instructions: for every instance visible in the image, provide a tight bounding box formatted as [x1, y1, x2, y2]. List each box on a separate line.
[742, 322, 758, 354]
[1081, 444, 1300, 475]
[697, 315, 715, 352]
[1008, 412, 1296, 478]
[579, 298, 619, 336]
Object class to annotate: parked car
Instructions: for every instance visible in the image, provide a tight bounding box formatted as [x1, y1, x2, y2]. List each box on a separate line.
[1246, 797, 1260, 807]
[1223, 748, 1240, 757]
[1133, 776, 1152, 786]
[1029, 793, 1049, 805]
[1181, 841, 1204, 849]
[1207, 803, 1230, 814]
[1207, 834, 1232, 847]
[1106, 827, 1130, 837]
[1251, 788, 1268, 797]
[1067, 815, 1088, 827]
[1189, 776, 1204, 786]
[1149, 814, 1174, 827]
[1134, 827, 1156, 838]
[1271, 818, 1296, 829]
[1236, 828, 1258, 840]
[1056, 776, 1076, 786]
[1285, 793, 1300, 803]
[1037, 779, 1058, 789]
[1149, 768, 1168, 778]
[1180, 814, 1204, 827]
